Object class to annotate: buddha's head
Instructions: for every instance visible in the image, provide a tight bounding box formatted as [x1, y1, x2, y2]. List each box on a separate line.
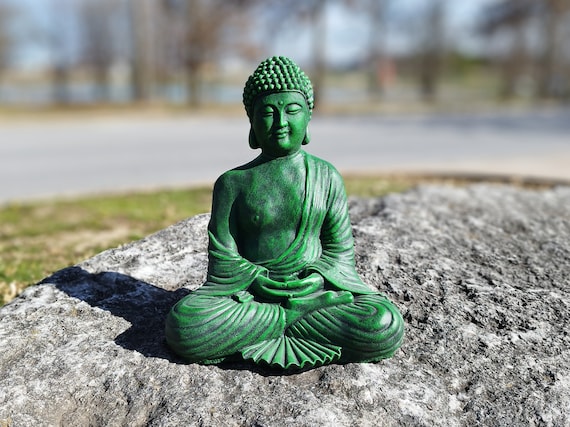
[243, 57, 314, 156]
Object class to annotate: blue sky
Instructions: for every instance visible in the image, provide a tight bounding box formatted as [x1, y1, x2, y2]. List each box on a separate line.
[7, 0, 498, 69]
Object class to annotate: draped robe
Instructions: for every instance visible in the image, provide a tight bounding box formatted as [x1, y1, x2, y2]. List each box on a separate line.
[166, 152, 404, 369]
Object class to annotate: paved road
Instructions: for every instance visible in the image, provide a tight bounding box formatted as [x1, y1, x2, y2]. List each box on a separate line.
[1, 109, 569, 203]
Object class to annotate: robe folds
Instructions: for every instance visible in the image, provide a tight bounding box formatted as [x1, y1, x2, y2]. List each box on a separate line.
[165, 151, 404, 370]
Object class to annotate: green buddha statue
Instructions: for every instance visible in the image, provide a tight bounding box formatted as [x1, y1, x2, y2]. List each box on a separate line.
[165, 56, 404, 370]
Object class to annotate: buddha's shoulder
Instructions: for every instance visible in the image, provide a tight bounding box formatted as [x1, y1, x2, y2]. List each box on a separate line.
[304, 152, 343, 180]
[214, 169, 245, 188]
[213, 163, 256, 192]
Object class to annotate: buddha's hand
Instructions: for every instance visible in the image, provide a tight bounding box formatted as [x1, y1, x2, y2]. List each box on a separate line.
[285, 272, 324, 290]
[250, 273, 323, 300]
[253, 274, 287, 290]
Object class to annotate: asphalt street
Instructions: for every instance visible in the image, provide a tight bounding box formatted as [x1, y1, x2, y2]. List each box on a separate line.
[1, 108, 569, 203]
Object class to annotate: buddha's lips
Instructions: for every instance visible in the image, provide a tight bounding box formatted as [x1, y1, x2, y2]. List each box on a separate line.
[273, 129, 289, 139]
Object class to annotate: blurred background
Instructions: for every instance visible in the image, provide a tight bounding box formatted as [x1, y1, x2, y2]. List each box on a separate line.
[0, 0, 569, 110]
[1, 0, 570, 304]
[1, 0, 570, 201]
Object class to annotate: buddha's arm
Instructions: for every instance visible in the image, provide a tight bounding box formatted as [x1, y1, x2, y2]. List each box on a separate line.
[309, 168, 355, 272]
[321, 170, 354, 257]
[306, 165, 376, 294]
[208, 173, 240, 253]
[202, 173, 268, 295]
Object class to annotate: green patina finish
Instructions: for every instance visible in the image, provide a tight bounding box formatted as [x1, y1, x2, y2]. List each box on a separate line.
[165, 56, 404, 370]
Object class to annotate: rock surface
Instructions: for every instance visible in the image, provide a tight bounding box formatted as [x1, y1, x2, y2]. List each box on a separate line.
[1, 184, 569, 427]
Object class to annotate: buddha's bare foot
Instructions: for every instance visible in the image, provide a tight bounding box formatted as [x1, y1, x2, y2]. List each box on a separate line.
[284, 290, 354, 326]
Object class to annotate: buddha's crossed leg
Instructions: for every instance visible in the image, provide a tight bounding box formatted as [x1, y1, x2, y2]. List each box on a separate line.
[286, 294, 404, 363]
[165, 292, 403, 368]
[165, 293, 286, 364]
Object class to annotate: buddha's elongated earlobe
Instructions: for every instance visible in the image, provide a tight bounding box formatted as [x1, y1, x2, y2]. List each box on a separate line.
[249, 127, 259, 149]
[302, 128, 310, 145]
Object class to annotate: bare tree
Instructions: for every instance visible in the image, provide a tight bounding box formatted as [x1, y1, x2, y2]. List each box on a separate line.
[535, 0, 570, 99]
[262, 0, 329, 104]
[479, 0, 570, 100]
[0, 3, 11, 68]
[48, 0, 76, 105]
[414, 0, 447, 102]
[125, 0, 260, 106]
[306, 0, 327, 104]
[0, 2, 14, 93]
[184, 0, 212, 106]
[77, 0, 120, 102]
[128, 0, 157, 102]
[179, 0, 259, 106]
[479, 0, 534, 99]
[361, 0, 390, 98]
[156, 0, 186, 100]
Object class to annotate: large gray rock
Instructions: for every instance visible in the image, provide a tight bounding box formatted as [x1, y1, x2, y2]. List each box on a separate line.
[1, 185, 569, 426]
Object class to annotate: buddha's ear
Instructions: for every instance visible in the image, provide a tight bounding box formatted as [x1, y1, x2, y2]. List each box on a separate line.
[302, 128, 310, 145]
[249, 127, 259, 149]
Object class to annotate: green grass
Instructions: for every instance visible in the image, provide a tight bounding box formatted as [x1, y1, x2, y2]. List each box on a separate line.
[0, 177, 420, 306]
[0, 187, 213, 305]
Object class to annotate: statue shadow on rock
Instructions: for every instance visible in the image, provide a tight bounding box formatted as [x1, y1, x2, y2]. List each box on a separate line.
[44, 266, 190, 363]
[45, 266, 327, 375]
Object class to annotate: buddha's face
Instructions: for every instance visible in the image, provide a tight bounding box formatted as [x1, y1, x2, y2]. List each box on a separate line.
[251, 91, 310, 158]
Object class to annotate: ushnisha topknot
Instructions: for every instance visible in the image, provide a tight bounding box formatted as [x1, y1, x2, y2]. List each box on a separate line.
[243, 56, 314, 118]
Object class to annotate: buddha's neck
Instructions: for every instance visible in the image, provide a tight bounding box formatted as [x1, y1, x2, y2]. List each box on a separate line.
[261, 150, 303, 163]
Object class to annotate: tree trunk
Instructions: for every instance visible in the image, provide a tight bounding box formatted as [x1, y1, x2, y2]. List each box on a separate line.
[186, 63, 202, 107]
[310, 0, 327, 106]
[185, 0, 204, 107]
[417, 0, 445, 103]
[129, 0, 152, 102]
[52, 64, 71, 105]
[535, 1, 560, 99]
[499, 21, 526, 100]
[419, 53, 438, 103]
[368, 0, 388, 99]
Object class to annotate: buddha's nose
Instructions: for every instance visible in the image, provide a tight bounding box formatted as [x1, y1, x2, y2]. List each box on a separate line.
[277, 111, 288, 128]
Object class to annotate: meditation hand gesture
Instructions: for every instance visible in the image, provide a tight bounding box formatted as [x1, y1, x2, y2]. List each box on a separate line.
[251, 272, 325, 300]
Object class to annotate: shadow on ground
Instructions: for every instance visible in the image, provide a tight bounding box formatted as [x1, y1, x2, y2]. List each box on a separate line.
[43, 266, 350, 376]
[44, 266, 190, 362]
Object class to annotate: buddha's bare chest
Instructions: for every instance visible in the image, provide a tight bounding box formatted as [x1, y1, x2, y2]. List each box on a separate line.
[238, 166, 305, 233]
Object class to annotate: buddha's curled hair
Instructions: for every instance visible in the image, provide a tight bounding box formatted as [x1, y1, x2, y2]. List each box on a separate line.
[243, 56, 314, 118]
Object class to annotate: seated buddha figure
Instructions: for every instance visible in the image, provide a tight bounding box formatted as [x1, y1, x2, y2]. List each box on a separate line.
[165, 56, 404, 370]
